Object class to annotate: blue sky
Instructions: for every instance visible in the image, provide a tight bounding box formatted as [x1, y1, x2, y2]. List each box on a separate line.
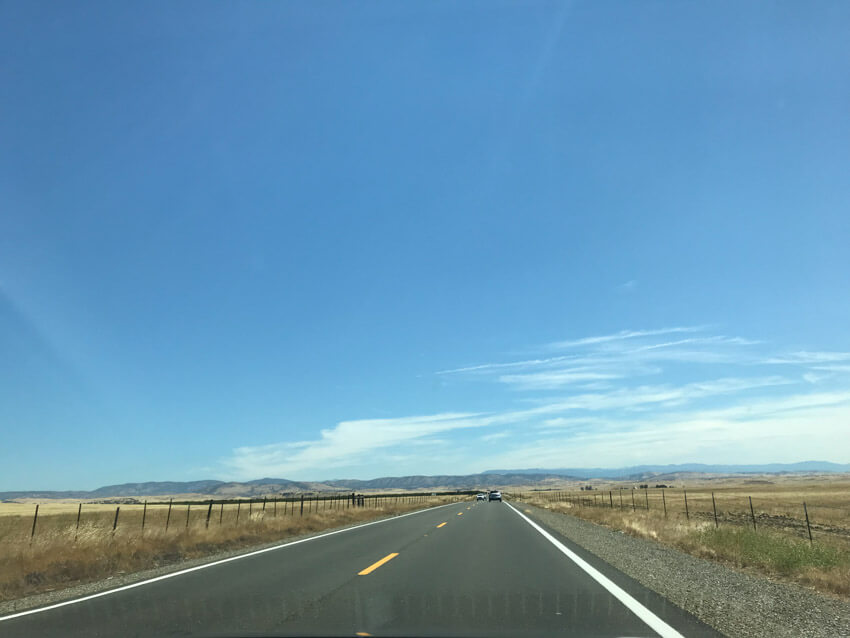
[2, 1, 849, 490]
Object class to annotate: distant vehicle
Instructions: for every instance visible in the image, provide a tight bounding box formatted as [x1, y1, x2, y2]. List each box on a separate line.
[476, 493, 486, 501]
[488, 490, 502, 502]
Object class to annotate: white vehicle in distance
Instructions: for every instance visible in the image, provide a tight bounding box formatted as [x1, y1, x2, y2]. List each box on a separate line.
[488, 490, 502, 502]
[476, 493, 486, 501]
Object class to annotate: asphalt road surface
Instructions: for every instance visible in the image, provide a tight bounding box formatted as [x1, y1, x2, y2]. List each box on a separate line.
[0, 500, 723, 637]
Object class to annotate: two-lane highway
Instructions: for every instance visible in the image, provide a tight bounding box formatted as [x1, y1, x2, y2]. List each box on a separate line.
[0, 500, 722, 637]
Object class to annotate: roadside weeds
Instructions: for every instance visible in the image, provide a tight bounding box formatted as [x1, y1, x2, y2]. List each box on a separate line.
[0, 497, 457, 605]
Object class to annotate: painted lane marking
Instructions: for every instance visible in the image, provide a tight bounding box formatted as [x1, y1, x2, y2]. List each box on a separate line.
[358, 553, 399, 575]
[0, 502, 457, 623]
[436, 522, 447, 528]
[457, 512, 463, 516]
[505, 502, 685, 638]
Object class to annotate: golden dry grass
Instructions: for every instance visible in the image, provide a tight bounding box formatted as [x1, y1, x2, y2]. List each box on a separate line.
[0, 496, 461, 603]
[511, 485, 850, 599]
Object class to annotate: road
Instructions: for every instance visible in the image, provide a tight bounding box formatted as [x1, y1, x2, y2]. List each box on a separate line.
[0, 500, 722, 637]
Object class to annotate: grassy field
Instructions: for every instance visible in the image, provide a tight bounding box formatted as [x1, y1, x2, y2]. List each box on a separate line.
[0, 495, 460, 603]
[509, 478, 850, 598]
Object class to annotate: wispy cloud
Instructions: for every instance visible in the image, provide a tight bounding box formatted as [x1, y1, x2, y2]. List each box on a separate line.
[223, 326, 850, 480]
[224, 412, 497, 480]
[765, 351, 850, 365]
[547, 326, 706, 350]
[499, 369, 623, 390]
[436, 355, 574, 375]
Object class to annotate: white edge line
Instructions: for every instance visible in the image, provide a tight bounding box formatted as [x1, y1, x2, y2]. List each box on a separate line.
[0, 501, 459, 623]
[506, 501, 685, 638]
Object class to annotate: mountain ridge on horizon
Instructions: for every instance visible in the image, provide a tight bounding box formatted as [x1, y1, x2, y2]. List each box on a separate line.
[2, 461, 848, 500]
[483, 461, 850, 478]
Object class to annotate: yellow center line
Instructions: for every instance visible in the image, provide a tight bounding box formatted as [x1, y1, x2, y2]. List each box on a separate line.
[457, 512, 463, 516]
[356, 633, 372, 637]
[436, 522, 447, 528]
[358, 553, 399, 575]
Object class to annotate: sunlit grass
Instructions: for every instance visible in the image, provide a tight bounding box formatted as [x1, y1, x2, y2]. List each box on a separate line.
[514, 493, 850, 598]
[0, 496, 459, 602]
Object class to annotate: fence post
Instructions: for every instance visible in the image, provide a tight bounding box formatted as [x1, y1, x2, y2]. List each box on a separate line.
[186, 503, 191, 529]
[30, 504, 39, 541]
[619, 489, 623, 509]
[112, 506, 120, 535]
[645, 490, 649, 511]
[711, 492, 718, 528]
[249, 500, 253, 518]
[205, 501, 213, 529]
[262, 497, 267, 512]
[803, 502, 813, 544]
[609, 491, 613, 508]
[236, 502, 241, 525]
[274, 498, 277, 517]
[300, 494, 304, 516]
[142, 500, 147, 530]
[219, 502, 224, 525]
[662, 490, 667, 518]
[683, 489, 689, 521]
[631, 490, 636, 512]
[166, 498, 173, 531]
[749, 496, 756, 531]
[75, 503, 82, 541]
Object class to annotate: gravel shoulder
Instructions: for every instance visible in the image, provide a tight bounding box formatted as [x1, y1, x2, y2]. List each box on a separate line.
[521, 502, 850, 638]
[0, 507, 438, 618]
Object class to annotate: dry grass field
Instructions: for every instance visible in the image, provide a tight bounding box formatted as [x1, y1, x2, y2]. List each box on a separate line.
[508, 476, 850, 598]
[0, 495, 460, 603]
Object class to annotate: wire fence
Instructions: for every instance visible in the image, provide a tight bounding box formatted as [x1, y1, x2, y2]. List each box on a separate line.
[1, 492, 466, 544]
[508, 488, 850, 545]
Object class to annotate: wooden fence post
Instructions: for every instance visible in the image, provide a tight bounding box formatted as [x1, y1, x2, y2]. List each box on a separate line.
[75, 503, 82, 541]
[645, 490, 649, 511]
[236, 502, 241, 525]
[803, 502, 813, 544]
[142, 500, 147, 530]
[205, 501, 213, 528]
[166, 498, 173, 531]
[631, 490, 636, 512]
[300, 494, 304, 516]
[112, 506, 120, 535]
[711, 492, 718, 528]
[30, 504, 39, 540]
[219, 502, 224, 525]
[662, 490, 667, 518]
[683, 489, 689, 521]
[185, 503, 191, 529]
[748, 496, 757, 531]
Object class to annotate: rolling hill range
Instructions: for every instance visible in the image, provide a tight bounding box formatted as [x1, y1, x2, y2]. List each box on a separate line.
[484, 461, 850, 479]
[2, 462, 847, 501]
[0, 472, 573, 501]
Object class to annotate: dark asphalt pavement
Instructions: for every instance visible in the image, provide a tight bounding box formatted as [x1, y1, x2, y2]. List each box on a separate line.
[0, 500, 723, 637]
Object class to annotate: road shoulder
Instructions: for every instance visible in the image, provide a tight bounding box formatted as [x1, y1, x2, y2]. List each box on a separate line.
[518, 502, 850, 638]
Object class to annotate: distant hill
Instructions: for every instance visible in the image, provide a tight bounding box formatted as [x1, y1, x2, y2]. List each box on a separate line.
[4, 462, 847, 501]
[483, 461, 850, 480]
[323, 473, 572, 491]
[0, 472, 573, 501]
